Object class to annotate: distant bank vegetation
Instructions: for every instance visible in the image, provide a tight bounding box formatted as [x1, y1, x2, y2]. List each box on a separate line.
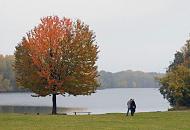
[0, 55, 18, 92]
[98, 70, 163, 89]
[0, 54, 163, 92]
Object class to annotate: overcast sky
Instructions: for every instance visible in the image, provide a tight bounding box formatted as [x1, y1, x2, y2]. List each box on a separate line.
[1, 0, 190, 73]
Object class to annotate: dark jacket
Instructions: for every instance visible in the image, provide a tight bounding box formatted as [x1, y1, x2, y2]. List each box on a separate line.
[130, 100, 136, 110]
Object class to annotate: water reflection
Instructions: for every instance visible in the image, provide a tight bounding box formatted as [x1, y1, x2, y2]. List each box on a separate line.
[0, 105, 86, 114]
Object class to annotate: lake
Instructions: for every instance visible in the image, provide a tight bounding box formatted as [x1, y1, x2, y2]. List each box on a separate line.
[0, 88, 170, 114]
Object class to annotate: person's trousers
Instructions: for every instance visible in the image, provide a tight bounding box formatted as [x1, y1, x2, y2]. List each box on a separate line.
[126, 108, 130, 116]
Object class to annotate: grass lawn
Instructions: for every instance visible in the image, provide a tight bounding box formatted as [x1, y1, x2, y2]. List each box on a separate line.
[0, 111, 190, 130]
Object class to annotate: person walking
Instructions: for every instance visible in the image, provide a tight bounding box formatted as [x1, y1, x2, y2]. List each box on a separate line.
[130, 99, 136, 116]
[126, 99, 132, 116]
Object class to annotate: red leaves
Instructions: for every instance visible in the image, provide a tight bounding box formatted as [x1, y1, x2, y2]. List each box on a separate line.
[64, 18, 72, 27]
[16, 15, 99, 96]
[21, 16, 74, 93]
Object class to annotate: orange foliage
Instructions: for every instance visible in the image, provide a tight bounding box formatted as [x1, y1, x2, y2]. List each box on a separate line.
[16, 16, 99, 96]
[23, 16, 71, 92]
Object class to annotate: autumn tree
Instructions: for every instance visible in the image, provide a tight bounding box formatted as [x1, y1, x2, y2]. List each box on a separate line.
[14, 16, 99, 114]
[159, 38, 190, 108]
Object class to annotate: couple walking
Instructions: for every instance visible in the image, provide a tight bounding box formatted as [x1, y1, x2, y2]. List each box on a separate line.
[126, 99, 136, 116]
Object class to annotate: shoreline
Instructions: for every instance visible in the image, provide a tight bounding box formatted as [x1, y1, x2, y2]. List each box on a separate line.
[0, 87, 160, 93]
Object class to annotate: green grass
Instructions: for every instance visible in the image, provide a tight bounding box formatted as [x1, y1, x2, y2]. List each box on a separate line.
[0, 111, 190, 130]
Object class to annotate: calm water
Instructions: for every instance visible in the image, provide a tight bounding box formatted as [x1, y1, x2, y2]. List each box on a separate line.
[0, 88, 170, 114]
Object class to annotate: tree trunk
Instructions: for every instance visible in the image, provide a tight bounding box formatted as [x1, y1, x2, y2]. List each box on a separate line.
[52, 93, 57, 115]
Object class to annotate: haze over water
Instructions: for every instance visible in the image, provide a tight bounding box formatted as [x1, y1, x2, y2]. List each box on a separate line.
[0, 88, 170, 114]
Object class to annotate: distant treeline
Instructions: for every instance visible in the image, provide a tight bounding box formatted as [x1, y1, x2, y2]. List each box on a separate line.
[0, 55, 16, 91]
[0, 54, 163, 92]
[98, 70, 163, 89]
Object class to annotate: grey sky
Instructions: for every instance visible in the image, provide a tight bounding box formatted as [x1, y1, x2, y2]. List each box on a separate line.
[1, 0, 190, 73]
